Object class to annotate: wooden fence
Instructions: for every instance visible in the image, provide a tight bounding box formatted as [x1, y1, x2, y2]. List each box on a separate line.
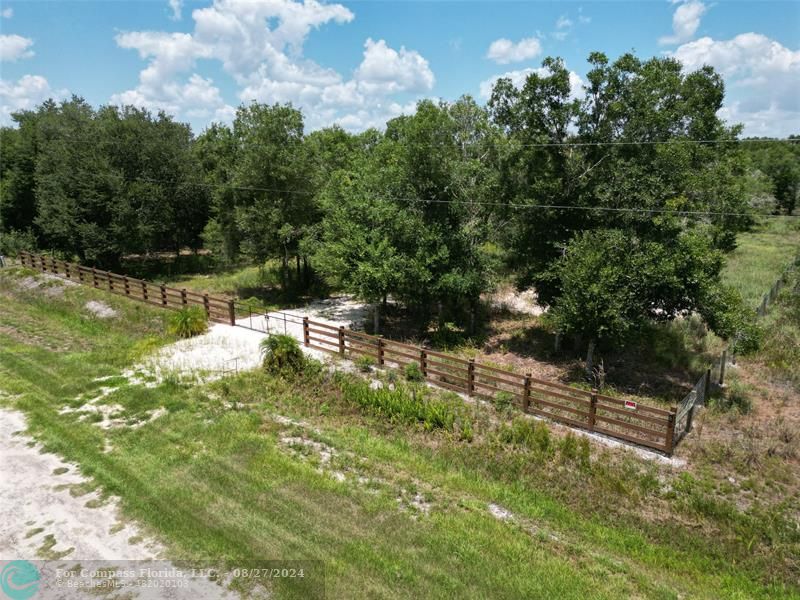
[18, 251, 235, 325]
[300, 317, 677, 454]
[16, 250, 676, 454]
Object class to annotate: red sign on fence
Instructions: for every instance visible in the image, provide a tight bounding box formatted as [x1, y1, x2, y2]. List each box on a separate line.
[624, 400, 638, 410]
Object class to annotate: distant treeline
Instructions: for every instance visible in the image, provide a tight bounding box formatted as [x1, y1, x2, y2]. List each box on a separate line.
[1, 52, 798, 354]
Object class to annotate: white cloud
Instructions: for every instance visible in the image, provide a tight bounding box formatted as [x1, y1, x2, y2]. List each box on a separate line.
[556, 15, 573, 30]
[659, 0, 707, 45]
[671, 33, 800, 136]
[0, 75, 69, 123]
[0, 34, 34, 61]
[1, 8, 13, 18]
[578, 8, 591, 24]
[479, 66, 585, 100]
[113, 0, 431, 131]
[486, 37, 542, 65]
[355, 38, 435, 94]
[168, 0, 182, 20]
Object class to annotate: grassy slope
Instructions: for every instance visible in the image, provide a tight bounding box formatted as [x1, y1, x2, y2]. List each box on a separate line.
[1, 267, 797, 598]
[723, 218, 800, 307]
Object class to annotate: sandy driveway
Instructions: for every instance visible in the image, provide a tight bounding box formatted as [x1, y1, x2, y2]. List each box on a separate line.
[0, 407, 238, 599]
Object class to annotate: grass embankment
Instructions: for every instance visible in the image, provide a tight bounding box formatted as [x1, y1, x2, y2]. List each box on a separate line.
[723, 218, 800, 307]
[1, 267, 798, 598]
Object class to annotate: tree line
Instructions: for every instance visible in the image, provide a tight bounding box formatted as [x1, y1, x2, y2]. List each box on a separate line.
[2, 52, 798, 357]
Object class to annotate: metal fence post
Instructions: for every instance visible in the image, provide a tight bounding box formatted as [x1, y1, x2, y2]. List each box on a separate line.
[589, 389, 598, 431]
[467, 359, 475, 396]
[303, 317, 310, 346]
[338, 326, 345, 356]
[718, 350, 727, 386]
[702, 368, 710, 405]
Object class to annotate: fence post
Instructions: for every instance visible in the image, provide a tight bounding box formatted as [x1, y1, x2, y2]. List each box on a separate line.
[227, 300, 235, 325]
[142, 281, 148, 301]
[665, 408, 677, 455]
[39, 255, 45, 272]
[303, 317, 310, 346]
[420, 348, 428, 378]
[77, 266, 83, 284]
[181, 288, 188, 307]
[523, 373, 531, 412]
[467, 359, 475, 396]
[377, 335, 385, 366]
[718, 350, 727, 387]
[160, 284, 167, 307]
[703, 368, 711, 405]
[64, 262, 71, 280]
[107, 271, 113, 292]
[203, 294, 210, 319]
[91, 267, 97, 288]
[123, 276, 130, 296]
[338, 326, 345, 356]
[589, 389, 598, 431]
[686, 404, 696, 434]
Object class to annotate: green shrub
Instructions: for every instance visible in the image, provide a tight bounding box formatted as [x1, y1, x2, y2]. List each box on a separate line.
[494, 391, 515, 413]
[403, 361, 424, 382]
[498, 417, 538, 448]
[260, 334, 305, 374]
[167, 306, 208, 338]
[712, 379, 753, 415]
[337, 376, 469, 434]
[0, 228, 37, 256]
[355, 355, 375, 373]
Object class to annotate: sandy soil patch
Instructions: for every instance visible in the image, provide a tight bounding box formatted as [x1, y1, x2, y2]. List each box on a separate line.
[85, 300, 118, 319]
[484, 286, 544, 316]
[0, 408, 235, 599]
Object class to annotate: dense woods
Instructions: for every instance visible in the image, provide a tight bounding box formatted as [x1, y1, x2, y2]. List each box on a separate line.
[1, 52, 798, 355]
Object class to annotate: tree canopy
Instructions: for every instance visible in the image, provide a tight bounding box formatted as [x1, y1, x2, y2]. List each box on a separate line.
[1, 51, 797, 352]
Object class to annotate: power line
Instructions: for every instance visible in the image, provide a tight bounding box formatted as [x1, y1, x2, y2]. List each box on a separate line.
[106, 172, 800, 219]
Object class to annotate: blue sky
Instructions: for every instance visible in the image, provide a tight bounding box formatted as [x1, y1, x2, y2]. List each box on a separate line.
[1, 0, 798, 135]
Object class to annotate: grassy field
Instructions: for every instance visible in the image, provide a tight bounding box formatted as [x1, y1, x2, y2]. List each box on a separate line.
[1, 266, 798, 598]
[723, 218, 800, 307]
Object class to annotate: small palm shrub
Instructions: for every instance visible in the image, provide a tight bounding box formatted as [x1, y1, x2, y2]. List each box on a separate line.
[355, 354, 375, 372]
[403, 362, 424, 382]
[167, 306, 208, 338]
[261, 334, 305, 374]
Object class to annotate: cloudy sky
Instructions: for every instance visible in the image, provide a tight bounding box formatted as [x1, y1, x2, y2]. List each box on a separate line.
[0, 0, 798, 136]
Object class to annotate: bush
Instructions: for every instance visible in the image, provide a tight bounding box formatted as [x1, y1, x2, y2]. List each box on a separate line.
[0, 228, 37, 257]
[355, 355, 375, 373]
[260, 334, 305, 374]
[403, 361, 424, 382]
[494, 391, 515, 413]
[167, 306, 208, 338]
[700, 284, 763, 354]
[337, 376, 470, 434]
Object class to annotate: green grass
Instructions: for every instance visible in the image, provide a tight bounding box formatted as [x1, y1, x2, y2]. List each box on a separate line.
[0, 267, 798, 599]
[723, 218, 800, 307]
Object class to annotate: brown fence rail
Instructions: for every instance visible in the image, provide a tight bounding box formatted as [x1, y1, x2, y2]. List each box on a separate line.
[300, 316, 677, 455]
[18, 251, 235, 325]
[16, 250, 676, 454]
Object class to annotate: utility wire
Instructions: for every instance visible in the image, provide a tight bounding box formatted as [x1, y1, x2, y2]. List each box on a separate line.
[103, 172, 800, 219]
